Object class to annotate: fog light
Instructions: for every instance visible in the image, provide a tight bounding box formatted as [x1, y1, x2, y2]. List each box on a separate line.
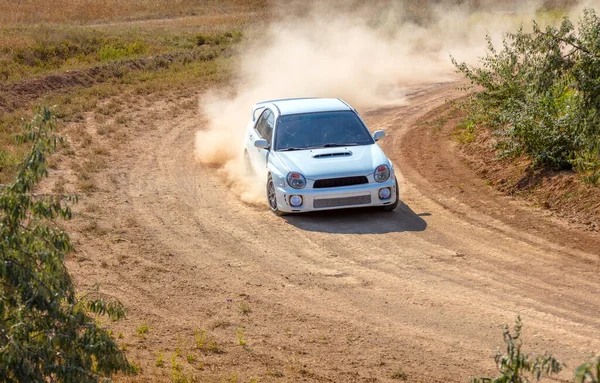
[290, 195, 303, 207]
[379, 188, 391, 200]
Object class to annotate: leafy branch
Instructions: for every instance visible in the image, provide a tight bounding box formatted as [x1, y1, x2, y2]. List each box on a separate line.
[452, 8, 600, 185]
[0, 107, 132, 382]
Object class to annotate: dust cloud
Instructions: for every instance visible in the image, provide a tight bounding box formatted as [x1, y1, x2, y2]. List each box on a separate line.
[194, 0, 593, 205]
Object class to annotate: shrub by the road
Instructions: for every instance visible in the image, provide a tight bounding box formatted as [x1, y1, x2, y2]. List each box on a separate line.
[471, 316, 563, 383]
[0, 108, 131, 382]
[453, 9, 600, 185]
[472, 317, 600, 383]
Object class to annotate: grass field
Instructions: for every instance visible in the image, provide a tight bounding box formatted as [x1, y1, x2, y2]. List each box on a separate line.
[0, 0, 266, 25]
[0, 0, 267, 184]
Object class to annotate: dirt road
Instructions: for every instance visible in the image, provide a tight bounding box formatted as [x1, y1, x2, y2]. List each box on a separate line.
[63, 81, 600, 382]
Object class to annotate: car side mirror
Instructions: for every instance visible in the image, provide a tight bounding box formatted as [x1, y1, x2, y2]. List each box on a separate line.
[373, 130, 386, 141]
[254, 139, 270, 150]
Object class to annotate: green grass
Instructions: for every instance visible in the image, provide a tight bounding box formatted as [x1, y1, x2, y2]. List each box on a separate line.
[454, 118, 477, 145]
[136, 322, 150, 337]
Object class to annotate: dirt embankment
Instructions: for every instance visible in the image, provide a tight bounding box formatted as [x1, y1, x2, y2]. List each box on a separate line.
[0, 48, 224, 115]
[459, 121, 599, 232]
[401, 100, 599, 253]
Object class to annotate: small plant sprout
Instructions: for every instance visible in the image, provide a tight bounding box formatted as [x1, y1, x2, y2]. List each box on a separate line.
[269, 370, 284, 378]
[186, 354, 196, 364]
[155, 351, 165, 367]
[208, 339, 221, 354]
[239, 301, 252, 315]
[391, 368, 407, 380]
[236, 328, 247, 346]
[175, 338, 182, 357]
[195, 329, 207, 349]
[137, 322, 150, 338]
[194, 329, 221, 353]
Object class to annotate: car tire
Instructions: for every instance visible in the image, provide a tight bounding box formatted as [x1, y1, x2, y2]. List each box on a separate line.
[267, 174, 287, 216]
[382, 177, 399, 212]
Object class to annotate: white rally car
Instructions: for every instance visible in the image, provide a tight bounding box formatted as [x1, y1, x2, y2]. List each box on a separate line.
[244, 98, 398, 215]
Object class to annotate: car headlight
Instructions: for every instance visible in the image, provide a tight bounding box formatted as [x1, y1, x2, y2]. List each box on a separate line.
[374, 164, 390, 183]
[287, 172, 306, 189]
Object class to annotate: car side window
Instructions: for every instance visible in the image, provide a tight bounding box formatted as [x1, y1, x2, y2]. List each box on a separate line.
[255, 109, 271, 140]
[263, 111, 275, 145]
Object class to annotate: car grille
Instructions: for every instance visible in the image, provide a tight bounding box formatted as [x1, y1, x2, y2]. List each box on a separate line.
[313, 176, 369, 188]
[313, 195, 371, 209]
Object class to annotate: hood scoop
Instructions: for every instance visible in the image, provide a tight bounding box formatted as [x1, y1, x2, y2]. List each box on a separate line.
[311, 151, 352, 158]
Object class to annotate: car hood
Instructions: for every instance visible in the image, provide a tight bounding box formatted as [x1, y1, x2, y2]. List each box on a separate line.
[273, 144, 389, 179]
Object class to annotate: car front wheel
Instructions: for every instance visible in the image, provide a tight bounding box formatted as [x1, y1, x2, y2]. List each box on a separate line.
[267, 175, 287, 216]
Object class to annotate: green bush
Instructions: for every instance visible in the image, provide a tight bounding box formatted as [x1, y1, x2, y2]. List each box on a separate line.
[473, 317, 600, 383]
[0, 108, 132, 382]
[472, 316, 563, 383]
[453, 9, 600, 184]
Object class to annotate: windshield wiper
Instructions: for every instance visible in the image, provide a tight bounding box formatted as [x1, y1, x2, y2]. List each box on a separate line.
[322, 143, 361, 147]
[278, 147, 305, 151]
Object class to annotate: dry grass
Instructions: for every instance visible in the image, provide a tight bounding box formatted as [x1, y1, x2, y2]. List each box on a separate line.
[0, 0, 265, 184]
[0, 0, 266, 25]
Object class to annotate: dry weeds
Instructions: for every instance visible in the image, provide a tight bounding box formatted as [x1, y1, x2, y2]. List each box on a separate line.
[0, 0, 266, 25]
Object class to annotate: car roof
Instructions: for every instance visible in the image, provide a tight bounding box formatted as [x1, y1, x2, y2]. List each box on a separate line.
[254, 98, 352, 116]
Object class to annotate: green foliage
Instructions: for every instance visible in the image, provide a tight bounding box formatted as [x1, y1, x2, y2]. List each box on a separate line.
[195, 30, 242, 47]
[574, 356, 600, 383]
[472, 316, 563, 383]
[453, 9, 600, 184]
[0, 107, 131, 382]
[98, 41, 148, 61]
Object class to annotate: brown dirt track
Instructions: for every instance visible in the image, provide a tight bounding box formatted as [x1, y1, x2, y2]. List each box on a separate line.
[58, 81, 599, 382]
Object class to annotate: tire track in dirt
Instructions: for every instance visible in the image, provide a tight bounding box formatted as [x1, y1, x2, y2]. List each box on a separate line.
[66, 81, 599, 382]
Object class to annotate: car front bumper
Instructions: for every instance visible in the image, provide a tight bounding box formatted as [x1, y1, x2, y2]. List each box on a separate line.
[275, 177, 398, 213]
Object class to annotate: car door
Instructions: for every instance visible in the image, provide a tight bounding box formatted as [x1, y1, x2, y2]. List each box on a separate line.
[249, 109, 272, 177]
[256, 110, 274, 175]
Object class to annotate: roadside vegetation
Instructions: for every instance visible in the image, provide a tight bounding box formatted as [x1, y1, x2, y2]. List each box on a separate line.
[472, 317, 599, 383]
[0, 108, 131, 381]
[453, 9, 600, 186]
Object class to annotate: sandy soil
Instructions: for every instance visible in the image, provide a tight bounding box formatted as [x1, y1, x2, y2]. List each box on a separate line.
[57, 81, 600, 382]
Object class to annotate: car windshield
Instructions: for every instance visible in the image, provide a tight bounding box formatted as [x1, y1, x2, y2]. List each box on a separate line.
[275, 111, 374, 151]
